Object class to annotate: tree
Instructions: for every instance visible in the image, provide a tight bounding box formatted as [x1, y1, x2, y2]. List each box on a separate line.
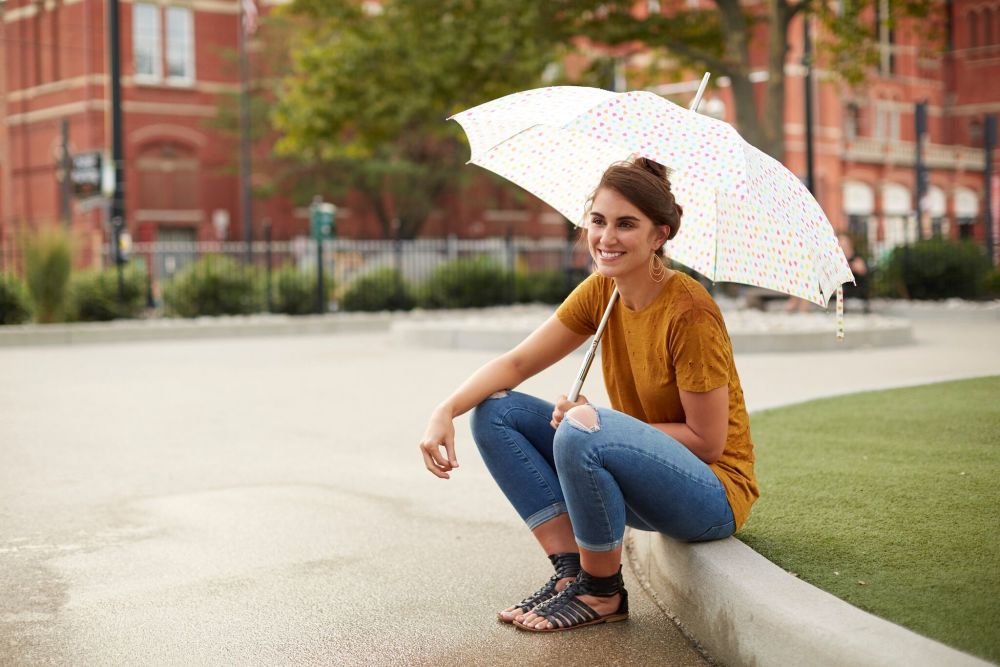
[271, 0, 568, 239]
[561, 0, 940, 160]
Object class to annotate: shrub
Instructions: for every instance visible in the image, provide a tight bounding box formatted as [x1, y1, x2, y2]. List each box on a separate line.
[875, 239, 991, 300]
[23, 227, 73, 323]
[341, 268, 415, 312]
[420, 257, 512, 309]
[984, 268, 1000, 299]
[162, 255, 260, 317]
[516, 268, 586, 304]
[0, 274, 32, 325]
[68, 264, 149, 322]
[268, 265, 332, 315]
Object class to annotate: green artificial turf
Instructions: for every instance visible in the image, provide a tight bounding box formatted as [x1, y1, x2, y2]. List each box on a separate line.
[739, 376, 1000, 663]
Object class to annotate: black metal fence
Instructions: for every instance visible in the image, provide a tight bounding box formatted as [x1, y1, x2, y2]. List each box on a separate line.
[109, 236, 594, 316]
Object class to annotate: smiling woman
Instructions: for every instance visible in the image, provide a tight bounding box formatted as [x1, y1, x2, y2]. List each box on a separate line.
[418, 157, 758, 633]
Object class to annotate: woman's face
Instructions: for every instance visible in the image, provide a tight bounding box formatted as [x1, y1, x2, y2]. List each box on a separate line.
[587, 188, 667, 280]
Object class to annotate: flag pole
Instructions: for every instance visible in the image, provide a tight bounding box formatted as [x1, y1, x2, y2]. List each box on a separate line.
[567, 73, 711, 403]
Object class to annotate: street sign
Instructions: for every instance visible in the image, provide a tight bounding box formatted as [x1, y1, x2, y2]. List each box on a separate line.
[310, 201, 337, 240]
[70, 151, 102, 199]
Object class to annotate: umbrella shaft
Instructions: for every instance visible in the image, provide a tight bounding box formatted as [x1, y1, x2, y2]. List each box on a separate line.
[567, 288, 619, 403]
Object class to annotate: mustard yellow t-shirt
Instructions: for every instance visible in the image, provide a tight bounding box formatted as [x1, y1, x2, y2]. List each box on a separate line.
[555, 271, 759, 529]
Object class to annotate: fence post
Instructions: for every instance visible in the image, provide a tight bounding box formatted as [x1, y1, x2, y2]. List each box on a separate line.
[506, 224, 516, 304]
[264, 221, 273, 312]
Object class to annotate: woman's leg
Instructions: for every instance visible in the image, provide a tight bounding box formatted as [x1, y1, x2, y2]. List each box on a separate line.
[519, 403, 734, 630]
[470, 390, 579, 621]
[470, 390, 568, 533]
[553, 404, 735, 548]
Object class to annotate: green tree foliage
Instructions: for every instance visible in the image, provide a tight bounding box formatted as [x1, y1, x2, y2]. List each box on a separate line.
[272, 0, 566, 239]
[560, 0, 939, 159]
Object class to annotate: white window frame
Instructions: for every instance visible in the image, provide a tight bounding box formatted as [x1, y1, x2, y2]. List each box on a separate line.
[165, 6, 196, 86]
[133, 2, 162, 82]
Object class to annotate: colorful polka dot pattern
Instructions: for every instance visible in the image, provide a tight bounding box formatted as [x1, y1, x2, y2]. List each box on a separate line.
[450, 86, 855, 306]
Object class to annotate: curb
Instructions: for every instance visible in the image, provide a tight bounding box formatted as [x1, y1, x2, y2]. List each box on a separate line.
[623, 530, 991, 667]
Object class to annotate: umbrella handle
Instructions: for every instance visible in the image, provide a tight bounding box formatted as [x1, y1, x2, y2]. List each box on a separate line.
[567, 288, 619, 403]
[565, 73, 711, 404]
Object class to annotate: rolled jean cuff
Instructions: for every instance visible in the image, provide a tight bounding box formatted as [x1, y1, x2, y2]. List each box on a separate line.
[574, 536, 624, 553]
[525, 502, 568, 530]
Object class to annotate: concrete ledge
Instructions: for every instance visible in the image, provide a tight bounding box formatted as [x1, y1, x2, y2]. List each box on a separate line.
[0, 313, 395, 347]
[624, 529, 991, 667]
[391, 313, 914, 353]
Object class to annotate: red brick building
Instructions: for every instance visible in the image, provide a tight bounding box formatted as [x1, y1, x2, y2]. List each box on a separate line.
[1, 0, 998, 271]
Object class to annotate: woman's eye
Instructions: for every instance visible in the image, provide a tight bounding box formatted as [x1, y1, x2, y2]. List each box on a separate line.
[590, 218, 605, 226]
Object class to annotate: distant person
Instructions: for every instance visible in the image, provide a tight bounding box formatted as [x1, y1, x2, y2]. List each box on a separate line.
[837, 233, 869, 311]
[418, 159, 758, 632]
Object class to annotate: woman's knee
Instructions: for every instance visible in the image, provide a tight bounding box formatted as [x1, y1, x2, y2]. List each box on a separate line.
[553, 405, 603, 465]
[470, 389, 513, 439]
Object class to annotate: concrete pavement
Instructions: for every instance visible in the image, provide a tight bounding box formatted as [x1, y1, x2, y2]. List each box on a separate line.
[0, 331, 707, 666]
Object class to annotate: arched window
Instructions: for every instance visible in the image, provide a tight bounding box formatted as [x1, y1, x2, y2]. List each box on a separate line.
[984, 8, 995, 45]
[969, 10, 980, 48]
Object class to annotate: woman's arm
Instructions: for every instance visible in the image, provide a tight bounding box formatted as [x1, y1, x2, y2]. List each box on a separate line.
[420, 314, 588, 478]
[650, 386, 729, 464]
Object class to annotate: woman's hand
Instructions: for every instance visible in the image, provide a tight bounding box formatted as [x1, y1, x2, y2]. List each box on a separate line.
[420, 408, 459, 479]
[550, 394, 589, 429]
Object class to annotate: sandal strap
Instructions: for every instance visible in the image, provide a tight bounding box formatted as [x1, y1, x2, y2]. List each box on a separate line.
[513, 553, 582, 612]
[529, 568, 627, 628]
[573, 567, 624, 598]
[547, 552, 581, 580]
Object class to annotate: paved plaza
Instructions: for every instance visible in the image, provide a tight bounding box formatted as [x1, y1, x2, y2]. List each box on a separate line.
[1, 313, 997, 665]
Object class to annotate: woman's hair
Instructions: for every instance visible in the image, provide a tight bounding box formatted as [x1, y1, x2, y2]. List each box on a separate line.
[586, 157, 683, 257]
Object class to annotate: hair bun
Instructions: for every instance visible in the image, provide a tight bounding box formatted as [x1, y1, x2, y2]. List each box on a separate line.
[634, 157, 668, 181]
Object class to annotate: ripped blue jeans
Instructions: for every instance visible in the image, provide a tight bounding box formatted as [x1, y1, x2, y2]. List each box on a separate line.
[470, 390, 735, 552]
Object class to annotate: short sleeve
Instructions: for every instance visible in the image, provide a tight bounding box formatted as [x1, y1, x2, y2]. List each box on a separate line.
[555, 273, 604, 336]
[668, 308, 731, 392]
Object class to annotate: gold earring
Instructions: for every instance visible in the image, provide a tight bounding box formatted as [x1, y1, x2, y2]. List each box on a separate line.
[649, 252, 665, 283]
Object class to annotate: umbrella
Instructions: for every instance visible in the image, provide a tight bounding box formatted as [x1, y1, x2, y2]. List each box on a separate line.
[449, 80, 855, 398]
[450, 84, 853, 306]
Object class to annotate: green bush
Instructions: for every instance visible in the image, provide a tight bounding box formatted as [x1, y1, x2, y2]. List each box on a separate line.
[68, 264, 149, 322]
[984, 268, 1000, 298]
[268, 265, 332, 315]
[23, 227, 73, 323]
[341, 268, 415, 312]
[875, 239, 991, 300]
[420, 258, 512, 309]
[0, 274, 32, 325]
[515, 268, 585, 304]
[162, 255, 260, 317]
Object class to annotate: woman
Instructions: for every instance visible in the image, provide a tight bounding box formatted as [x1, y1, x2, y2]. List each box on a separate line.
[418, 158, 758, 633]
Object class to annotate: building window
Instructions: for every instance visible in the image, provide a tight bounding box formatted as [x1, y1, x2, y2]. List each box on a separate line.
[166, 7, 195, 82]
[133, 3, 161, 79]
[968, 11, 979, 48]
[133, 4, 195, 84]
[845, 102, 862, 141]
[984, 8, 995, 45]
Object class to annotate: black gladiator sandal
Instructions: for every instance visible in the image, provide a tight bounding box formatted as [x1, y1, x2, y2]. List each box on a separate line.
[497, 552, 581, 623]
[514, 566, 629, 632]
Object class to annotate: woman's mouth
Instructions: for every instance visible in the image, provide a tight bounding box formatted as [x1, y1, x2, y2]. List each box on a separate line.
[598, 249, 625, 261]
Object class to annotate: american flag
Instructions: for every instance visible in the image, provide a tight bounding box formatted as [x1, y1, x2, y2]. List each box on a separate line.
[242, 0, 258, 36]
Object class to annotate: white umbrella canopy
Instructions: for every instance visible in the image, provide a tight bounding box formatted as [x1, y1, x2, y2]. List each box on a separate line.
[450, 86, 854, 308]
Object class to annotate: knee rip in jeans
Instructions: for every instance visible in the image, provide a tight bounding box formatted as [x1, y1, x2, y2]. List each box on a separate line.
[566, 404, 600, 433]
[487, 389, 510, 399]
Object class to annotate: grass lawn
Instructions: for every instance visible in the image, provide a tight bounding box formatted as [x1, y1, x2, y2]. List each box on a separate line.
[739, 376, 1000, 664]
